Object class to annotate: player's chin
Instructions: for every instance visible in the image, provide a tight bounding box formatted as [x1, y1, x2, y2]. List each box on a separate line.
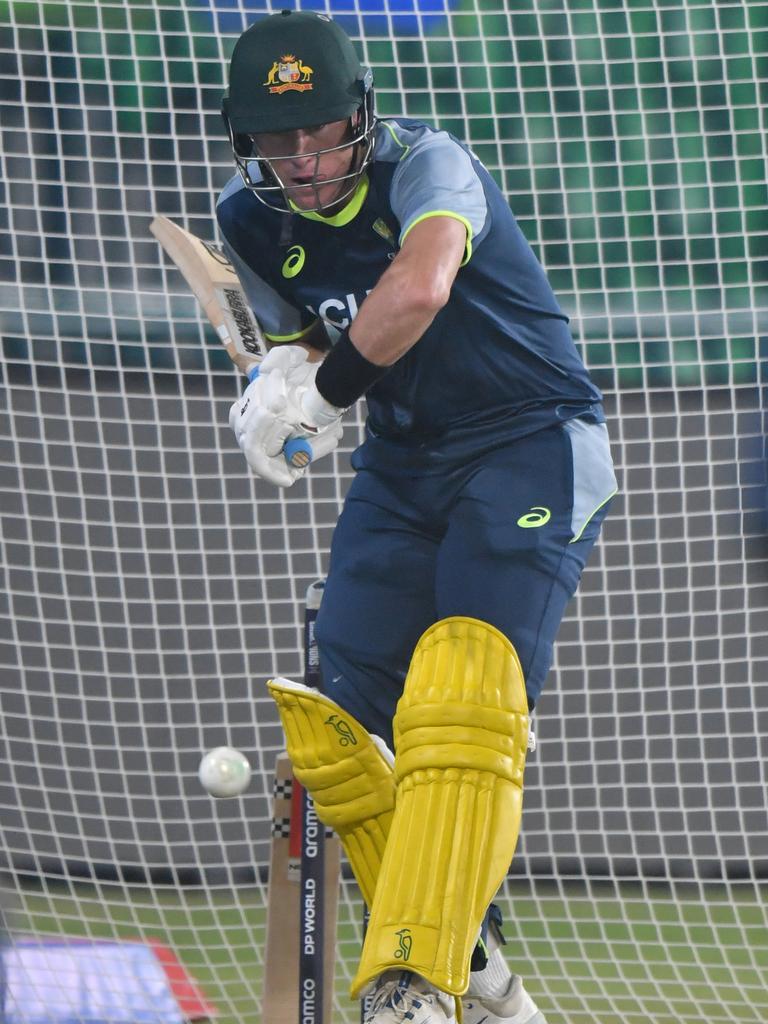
[287, 180, 345, 211]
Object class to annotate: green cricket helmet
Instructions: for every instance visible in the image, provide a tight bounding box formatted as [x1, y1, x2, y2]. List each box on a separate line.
[221, 9, 375, 212]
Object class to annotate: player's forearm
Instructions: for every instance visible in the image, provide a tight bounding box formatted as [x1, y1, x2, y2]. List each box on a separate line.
[304, 276, 442, 418]
[347, 253, 452, 366]
[348, 215, 467, 366]
[307, 217, 467, 415]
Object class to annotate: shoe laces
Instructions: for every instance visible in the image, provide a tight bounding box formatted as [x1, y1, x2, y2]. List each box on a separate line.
[369, 971, 430, 1018]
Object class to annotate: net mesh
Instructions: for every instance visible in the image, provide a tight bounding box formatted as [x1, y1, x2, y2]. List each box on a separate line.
[1, 1, 767, 1023]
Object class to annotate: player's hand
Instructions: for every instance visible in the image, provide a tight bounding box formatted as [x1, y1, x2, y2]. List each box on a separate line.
[228, 348, 344, 486]
[238, 407, 343, 488]
[258, 345, 345, 435]
[228, 365, 285, 442]
[237, 404, 306, 488]
[228, 366, 296, 486]
[257, 345, 314, 377]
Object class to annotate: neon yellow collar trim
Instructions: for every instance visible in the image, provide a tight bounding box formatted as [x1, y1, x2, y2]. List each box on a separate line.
[290, 175, 369, 227]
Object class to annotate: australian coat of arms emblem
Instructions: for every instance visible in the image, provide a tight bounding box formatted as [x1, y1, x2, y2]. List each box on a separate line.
[264, 55, 314, 94]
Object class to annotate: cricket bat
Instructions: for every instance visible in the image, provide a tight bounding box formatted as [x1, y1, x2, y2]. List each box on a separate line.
[150, 215, 311, 468]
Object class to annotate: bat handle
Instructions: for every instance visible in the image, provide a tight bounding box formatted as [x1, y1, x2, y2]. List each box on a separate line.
[246, 365, 313, 469]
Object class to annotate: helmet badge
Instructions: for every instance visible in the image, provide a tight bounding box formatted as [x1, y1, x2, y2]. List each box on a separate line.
[264, 55, 314, 94]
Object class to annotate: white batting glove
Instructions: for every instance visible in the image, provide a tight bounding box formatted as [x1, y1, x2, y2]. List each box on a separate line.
[228, 366, 287, 445]
[238, 407, 343, 488]
[259, 345, 345, 436]
[238, 405, 307, 488]
[228, 365, 300, 487]
[256, 345, 311, 376]
[229, 349, 344, 488]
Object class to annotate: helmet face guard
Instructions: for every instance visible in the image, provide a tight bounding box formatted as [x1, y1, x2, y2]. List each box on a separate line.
[221, 11, 376, 214]
[223, 84, 376, 214]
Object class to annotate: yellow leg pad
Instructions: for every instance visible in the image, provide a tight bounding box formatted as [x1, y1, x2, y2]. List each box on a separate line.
[351, 617, 529, 998]
[267, 677, 396, 908]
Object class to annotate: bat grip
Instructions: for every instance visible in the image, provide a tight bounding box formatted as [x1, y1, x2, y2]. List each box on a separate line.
[246, 365, 313, 469]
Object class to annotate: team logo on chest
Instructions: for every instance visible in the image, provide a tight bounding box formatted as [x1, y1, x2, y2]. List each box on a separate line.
[372, 218, 395, 244]
[264, 55, 314, 94]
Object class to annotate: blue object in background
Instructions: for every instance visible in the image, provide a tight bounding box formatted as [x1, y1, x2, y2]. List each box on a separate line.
[195, 0, 459, 36]
[4, 941, 181, 1023]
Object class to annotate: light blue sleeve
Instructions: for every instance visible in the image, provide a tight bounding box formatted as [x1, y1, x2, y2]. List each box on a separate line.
[386, 125, 489, 262]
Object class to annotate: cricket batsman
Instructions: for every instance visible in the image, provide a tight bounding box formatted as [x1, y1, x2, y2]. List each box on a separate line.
[218, 10, 617, 1023]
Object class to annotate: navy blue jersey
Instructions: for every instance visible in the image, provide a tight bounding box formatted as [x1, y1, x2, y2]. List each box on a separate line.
[216, 117, 603, 466]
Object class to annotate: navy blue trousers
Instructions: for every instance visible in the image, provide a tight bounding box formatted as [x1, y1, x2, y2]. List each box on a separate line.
[315, 418, 616, 750]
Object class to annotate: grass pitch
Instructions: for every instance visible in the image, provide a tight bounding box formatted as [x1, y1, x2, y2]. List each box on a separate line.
[12, 878, 768, 1024]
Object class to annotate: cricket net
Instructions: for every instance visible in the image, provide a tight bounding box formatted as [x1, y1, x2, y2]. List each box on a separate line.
[0, 1, 767, 1023]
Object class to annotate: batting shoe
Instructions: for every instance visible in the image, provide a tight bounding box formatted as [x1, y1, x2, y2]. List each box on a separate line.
[462, 975, 548, 1024]
[363, 970, 457, 1024]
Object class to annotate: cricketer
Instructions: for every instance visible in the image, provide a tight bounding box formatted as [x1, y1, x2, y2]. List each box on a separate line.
[218, 11, 617, 1023]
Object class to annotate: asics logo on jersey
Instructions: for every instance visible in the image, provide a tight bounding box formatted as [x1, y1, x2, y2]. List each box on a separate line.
[282, 245, 306, 278]
[517, 506, 551, 528]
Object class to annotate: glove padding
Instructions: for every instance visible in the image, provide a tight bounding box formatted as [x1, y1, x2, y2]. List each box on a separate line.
[228, 346, 344, 489]
[256, 346, 346, 433]
[229, 365, 287, 444]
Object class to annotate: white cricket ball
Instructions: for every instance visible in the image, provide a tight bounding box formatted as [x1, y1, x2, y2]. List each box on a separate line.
[198, 746, 252, 798]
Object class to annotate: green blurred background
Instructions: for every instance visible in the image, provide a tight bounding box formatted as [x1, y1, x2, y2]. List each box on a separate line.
[1, 0, 766, 392]
[1, 5, 767, 1023]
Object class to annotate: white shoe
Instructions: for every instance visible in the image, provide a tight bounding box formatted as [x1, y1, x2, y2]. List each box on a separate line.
[462, 975, 548, 1024]
[363, 970, 457, 1024]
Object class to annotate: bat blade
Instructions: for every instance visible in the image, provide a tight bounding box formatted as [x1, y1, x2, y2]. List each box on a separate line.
[150, 214, 266, 376]
[150, 215, 312, 468]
